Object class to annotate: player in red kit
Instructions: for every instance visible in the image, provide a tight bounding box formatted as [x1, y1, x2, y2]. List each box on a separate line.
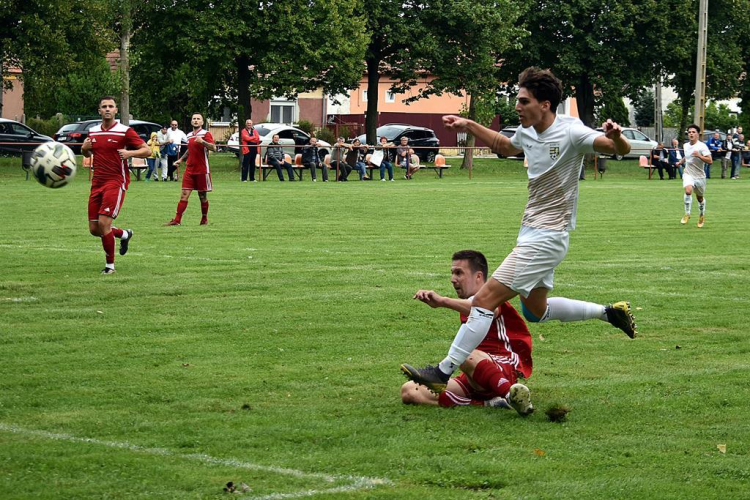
[165, 112, 217, 226]
[81, 96, 150, 275]
[401, 250, 534, 415]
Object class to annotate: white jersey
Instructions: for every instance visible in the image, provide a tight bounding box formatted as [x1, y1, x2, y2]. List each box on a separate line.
[683, 141, 709, 180]
[510, 115, 601, 231]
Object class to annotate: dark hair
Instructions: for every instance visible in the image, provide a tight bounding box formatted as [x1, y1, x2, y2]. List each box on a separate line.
[518, 67, 562, 112]
[191, 112, 204, 119]
[98, 95, 117, 106]
[687, 124, 701, 134]
[452, 250, 488, 281]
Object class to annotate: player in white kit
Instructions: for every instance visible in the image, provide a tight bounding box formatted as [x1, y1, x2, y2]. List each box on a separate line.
[401, 67, 638, 393]
[676, 125, 712, 228]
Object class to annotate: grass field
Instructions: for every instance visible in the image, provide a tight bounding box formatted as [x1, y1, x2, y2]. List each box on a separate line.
[1, 154, 749, 499]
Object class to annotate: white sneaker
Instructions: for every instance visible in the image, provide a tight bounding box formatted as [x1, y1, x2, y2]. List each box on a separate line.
[508, 383, 534, 416]
[381, 178, 386, 182]
[313, 179, 317, 182]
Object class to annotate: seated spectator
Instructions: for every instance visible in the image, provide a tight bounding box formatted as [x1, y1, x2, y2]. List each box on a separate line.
[302, 137, 327, 182]
[330, 137, 353, 181]
[650, 142, 673, 180]
[348, 139, 370, 180]
[370, 136, 394, 181]
[264, 134, 295, 181]
[743, 140, 750, 168]
[668, 139, 684, 179]
[397, 136, 419, 179]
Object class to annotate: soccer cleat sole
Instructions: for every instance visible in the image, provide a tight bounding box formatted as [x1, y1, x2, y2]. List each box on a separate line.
[400, 364, 447, 394]
[100, 268, 116, 275]
[697, 216, 704, 228]
[607, 301, 638, 338]
[508, 384, 534, 416]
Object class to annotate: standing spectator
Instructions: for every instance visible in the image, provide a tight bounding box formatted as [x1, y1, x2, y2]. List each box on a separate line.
[265, 134, 295, 181]
[302, 136, 327, 182]
[240, 119, 260, 182]
[371, 136, 395, 181]
[744, 140, 750, 169]
[730, 133, 744, 179]
[156, 125, 170, 181]
[706, 132, 725, 178]
[165, 112, 216, 226]
[347, 139, 370, 180]
[330, 137, 353, 181]
[145, 132, 161, 181]
[165, 120, 187, 181]
[668, 138, 684, 179]
[650, 142, 672, 180]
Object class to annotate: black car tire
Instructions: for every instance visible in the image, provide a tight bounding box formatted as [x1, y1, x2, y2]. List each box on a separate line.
[425, 150, 436, 163]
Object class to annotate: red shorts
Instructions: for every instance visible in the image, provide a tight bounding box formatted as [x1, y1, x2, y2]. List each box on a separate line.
[88, 181, 126, 221]
[453, 355, 518, 401]
[181, 171, 213, 192]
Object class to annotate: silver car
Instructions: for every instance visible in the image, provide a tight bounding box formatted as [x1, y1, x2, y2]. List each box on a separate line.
[227, 123, 330, 160]
[596, 127, 658, 160]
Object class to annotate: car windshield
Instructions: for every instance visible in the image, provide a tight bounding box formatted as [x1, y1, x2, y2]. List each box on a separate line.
[377, 126, 406, 140]
[255, 125, 273, 137]
[57, 124, 78, 134]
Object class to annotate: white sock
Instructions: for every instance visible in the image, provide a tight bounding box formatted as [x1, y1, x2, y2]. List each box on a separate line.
[699, 199, 706, 215]
[120, 230, 129, 240]
[438, 307, 494, 375]
[105, 263, 115, 270]
[541, 297, 606, 323]
[684, 194, 692, 214]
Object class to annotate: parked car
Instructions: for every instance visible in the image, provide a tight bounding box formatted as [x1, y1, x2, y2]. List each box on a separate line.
[0, 118, 52, 155]
[227, 123, 331, 160]
[596, 127, 658, 160]
[356, 124, 440, 162]
[55, 119, 161, 154]
[495, 126, 524, 159]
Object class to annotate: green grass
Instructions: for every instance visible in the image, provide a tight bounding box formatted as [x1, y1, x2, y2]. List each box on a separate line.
[1, 154, 749, 499]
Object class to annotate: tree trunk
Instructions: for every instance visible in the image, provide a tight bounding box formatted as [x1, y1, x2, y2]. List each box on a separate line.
[365, 55, 380, 145]
[237, 54, 252, 125]
[119, 2, 131, 125]
[460, 94, 477, 170]
[574, 73, 595, 128]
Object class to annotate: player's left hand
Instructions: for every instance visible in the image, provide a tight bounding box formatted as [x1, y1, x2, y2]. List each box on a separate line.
[601, 119, 622, 139]
[195, 136, 204, 145]
[117, 148, 130, 160]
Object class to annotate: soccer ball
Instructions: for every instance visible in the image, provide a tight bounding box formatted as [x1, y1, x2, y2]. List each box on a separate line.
[31, 142, 77, 189]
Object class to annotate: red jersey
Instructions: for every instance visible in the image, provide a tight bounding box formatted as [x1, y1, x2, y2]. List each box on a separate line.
[185, 129, 214, 174]
[460, 301, 533, 378]
[240, 127, 260, 155]
[89, 121, 145, 189]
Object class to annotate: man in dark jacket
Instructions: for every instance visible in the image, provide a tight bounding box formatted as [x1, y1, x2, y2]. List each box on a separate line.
[265, 134, 295, 181]
[301, 137, 327, 182]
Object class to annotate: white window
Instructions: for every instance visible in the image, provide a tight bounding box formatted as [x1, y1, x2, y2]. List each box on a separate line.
[385, 91, 396, 103]
[271, 100, 295, 124]
[362, 90, 368, 102]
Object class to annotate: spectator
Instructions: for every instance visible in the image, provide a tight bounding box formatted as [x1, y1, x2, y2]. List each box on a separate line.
[156, 125, 170, 181]
[166, 120, 187, 181]
[302, 136, 327, 182]
[264, 134, 295, 181]
[145, 132, 161, 181]
[330, 137, 353, 181]
[240, 119, 260, 182]
[706, 132, 725, 179]
[744, 140, 750, 168]
[668, 138, 684, 179]
[650, 142, 673, 180]
[731, 133, 744, 179]
[397, 136, 418, 179]
[347, 139, 370, 180]
[371, 136, 395, 181]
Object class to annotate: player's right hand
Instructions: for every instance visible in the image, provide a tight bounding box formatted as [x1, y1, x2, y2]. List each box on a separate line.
[81, 138, 93, 152]
[443, 115, 468, 130]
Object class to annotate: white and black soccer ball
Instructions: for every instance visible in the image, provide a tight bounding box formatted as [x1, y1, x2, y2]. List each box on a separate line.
[31, 142, 77, 189]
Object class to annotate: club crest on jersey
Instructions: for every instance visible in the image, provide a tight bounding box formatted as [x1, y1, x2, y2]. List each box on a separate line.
[549, 143, 560, 160]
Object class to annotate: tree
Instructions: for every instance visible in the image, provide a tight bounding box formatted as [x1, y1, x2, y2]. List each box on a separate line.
[633, 89, 655, 127]
[2, 0, 114, 117]
[595, 93, 630, 126]
[398, 0, 525, 167]
[704, 101, 738, 132]
[496, 0, 667, 127]
[131, 0, 367, 128]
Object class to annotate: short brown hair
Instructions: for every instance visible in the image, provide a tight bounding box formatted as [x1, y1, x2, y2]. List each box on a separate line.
[452, 250, 488, 281]
[518, 67, 563, 112]
[687, 124, 701, 134]
[98, 96, 116, 106]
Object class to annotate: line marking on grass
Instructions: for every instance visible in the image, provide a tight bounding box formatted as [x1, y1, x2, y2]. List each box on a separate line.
[0, 423, 392, 498]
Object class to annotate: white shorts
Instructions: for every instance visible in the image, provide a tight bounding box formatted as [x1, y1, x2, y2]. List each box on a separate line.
[683, 173, 706, 197]
[492, 225, 569, 298]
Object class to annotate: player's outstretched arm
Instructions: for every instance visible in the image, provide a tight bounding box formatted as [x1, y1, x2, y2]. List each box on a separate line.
[414, 289, 472, 315]
[593, 119, 631, 157]
[443, 115, 521, 157]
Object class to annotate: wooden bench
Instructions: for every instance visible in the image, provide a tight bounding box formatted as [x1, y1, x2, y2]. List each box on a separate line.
[397, 154, 451, 178]
[258, 153, 307, 181]
[129, 157, 148, 181]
